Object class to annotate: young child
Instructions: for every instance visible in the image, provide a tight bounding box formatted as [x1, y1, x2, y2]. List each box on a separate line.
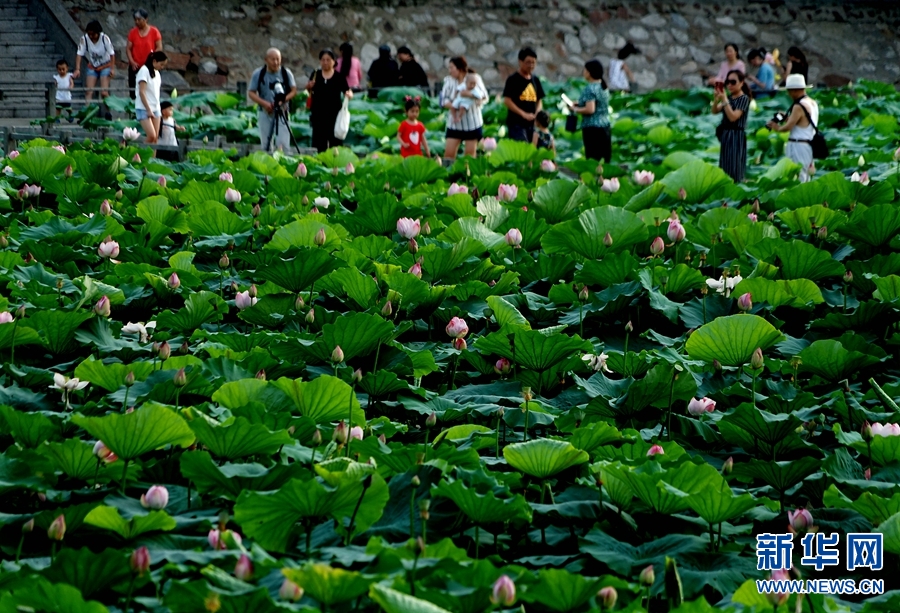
[398, 97, 430, 158]
[157, 101, 185, 147]
[53, 59, 74, 120]
[608, 42, 639, 92]
[531, 111, 555, 154]
[450, 72, 485, 123]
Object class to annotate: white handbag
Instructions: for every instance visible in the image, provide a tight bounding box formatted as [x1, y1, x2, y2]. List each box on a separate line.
[334, 97, 350, 140]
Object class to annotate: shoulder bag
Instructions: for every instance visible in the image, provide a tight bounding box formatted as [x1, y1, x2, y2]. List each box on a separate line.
[793, 98, 829, 159]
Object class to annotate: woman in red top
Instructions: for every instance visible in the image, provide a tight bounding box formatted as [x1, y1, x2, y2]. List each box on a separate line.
[126, 9, 162, 100]
[398, 97, 430, 158]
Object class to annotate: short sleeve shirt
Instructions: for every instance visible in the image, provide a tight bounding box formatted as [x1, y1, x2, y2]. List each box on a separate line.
[309, 70, 348, 118]
[249, 67, 297, 105]
[398, 120, 426, 157]
[756, 62, 775, 90]
[502, 72, 545, 128]
[134, 65, 161, 112]
[78, 33, 114, 67]
[578, 82, 610, 128]
[128, 26, 161, 66]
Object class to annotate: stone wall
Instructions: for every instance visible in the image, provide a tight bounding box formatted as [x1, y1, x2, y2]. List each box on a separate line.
[60, 0, 900, 92]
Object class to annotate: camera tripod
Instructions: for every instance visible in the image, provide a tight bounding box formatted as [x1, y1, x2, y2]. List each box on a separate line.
[263, 101, 301, 154]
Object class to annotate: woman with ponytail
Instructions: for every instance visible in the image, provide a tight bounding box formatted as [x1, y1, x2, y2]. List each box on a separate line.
[134, 50, 167, 143]
[336, 42, 363, 91]
[569, 59, 611, 162]
[713, 69, 751, 182]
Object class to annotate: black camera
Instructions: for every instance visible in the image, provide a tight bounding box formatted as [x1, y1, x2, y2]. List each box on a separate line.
[271, 81, 286, 107]
[773, 111, 786, 123]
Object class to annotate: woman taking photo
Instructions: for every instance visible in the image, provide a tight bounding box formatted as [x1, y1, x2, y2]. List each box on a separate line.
[712, 69, 751, 182]
[306, 49, 354, 152]
[569, 59, 611, 162]
[134, 51, 167, 144]
[707, 43, 745, 86]
[440, 56, 488, 160]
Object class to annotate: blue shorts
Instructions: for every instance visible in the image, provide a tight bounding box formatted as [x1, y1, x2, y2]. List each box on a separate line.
[135, 109, 160, 121]
[86, 66, 112, 78]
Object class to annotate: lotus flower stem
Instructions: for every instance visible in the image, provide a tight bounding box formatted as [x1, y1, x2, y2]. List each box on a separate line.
[666, 369, 677, 441]
[15, 533, 25, 563]
[346, 386, 354, 458]
[702, 294, 707, 324]
[186, 480, 192, 509]
[867, 439, 873, 473]
[495, 413, 501, 459]
[10, 319, 18, 365]
[124, 576, 136, 613]
[579, 302, 584, 338]
[624, 330, 630, 378]
[751, 371, 757, 410]
[717, 522, 722, 552]
[409, 484, 416, 539]
[709, 523, 715, 551]
[475, 524, 480, 558]
[842, 284, 847, 313]
[120, 459, 129, 495]
[449, 355, 458, 390]
[123, 387, 130, 412]
[372, 342, 381, 378]
[344, 477, 370, 545]
[308, 282, 315, 310]
[523, 397, 530, 442]
[93, 458, 101, 487]
[175, 388, 181, 413]
[51, 542, 57, 562]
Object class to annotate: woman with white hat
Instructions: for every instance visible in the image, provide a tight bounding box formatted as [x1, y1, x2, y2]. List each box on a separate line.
[766, 73, 819, 183]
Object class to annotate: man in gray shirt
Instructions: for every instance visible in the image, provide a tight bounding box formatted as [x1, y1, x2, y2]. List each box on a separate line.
[248, 48, 298, 152]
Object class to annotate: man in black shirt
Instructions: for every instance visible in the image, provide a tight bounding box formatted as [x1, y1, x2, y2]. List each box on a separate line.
[502, 47, 545, 143]
[397, 46, 429, 93]
[367, 44, 399, 98]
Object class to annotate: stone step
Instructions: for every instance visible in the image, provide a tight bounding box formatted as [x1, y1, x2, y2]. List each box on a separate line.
[0, 103, 48, 119]
[0, 6, 29, 18]
[0, 42, 58, 55]
[0, 31, 49, 43]
[0, 55, 61, 69]
[0, 17, 39, 31]
[0, 68, 62, 81]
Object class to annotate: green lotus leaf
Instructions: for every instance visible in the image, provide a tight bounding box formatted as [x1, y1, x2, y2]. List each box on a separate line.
[432, 478, 532, 524]
[211, 378, 292, 412]
[254, 248, 346, 293]
[178, 179, 228, 205]
[418, 238, 486, 284]
[9, 146, 71, 184]
[179, 450, 308, 500]
[74, 357, 156, 392]
[283, 564, 373, 606]
[267, 217, 344, 251]
[136, 195, 189, 232]
[833, 424, 900, 466]
[521, 568, 602, 612]
[185, 409, 293, 460]
[0, 576, 110, 613]
[876, 512, 900, 554]
[823, 484, 900, 526]
[343, 193, 408, 236]
[369, 584, 453, 613]
[40, 547, 131, 598]
[0, 405, 59, 448]
[659, 160, 733, 204]
[503, 438, 589, 479]
[321, 312, 396, 362]
[389, 154, 448, 186]
[604, 461, 720, 514]
[619, 362, 698, 414]
[497, 207, 551, 251]
[358, 371, 410, 397]
[39, 439, 126, 481]
[271, 375, 364, 425]
[581, 528, 707, 575]
[839, 203, 900, 247]
[662, 473, 757, 524]
[155, 291, 225, 333]
[440, 217, 506, 250]
[774, 173, 850, 210]
[719, 405, 802, 448]
[475, 195, 509, 230]
[798, 339, 881, 381]
[71, 403, 195, 461]
[83, 505, 176, 539]
[777, 205, 848, 234]
[873, 275, 900, 302]
[569, 422, 622, 455]
[0, 320, 41, 351]
[486, 295, 530, 330]
[685, 314, 785, 366]
[475, 328, 591, 373]
[489, 139, 537, 167]
[164, 581, 281, 613]
[186, 200, 252, 236]
[23, 310, 92, 355]
[731, 457, 820, 492]
[694, 206, 750, 239]
[722, 222, 781, 253]
[530, 179, 592, 224]
[731, 278, 824, 309]
[542, 206, 648, 259]
[759, 239, 845, 281]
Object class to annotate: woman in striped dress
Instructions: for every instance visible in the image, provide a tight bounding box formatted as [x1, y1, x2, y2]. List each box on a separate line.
[441, 56, 488, 160]
[712, 69, 751, 182]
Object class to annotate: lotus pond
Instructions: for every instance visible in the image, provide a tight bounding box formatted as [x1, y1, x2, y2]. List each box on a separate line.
[2, 80, 900, 613]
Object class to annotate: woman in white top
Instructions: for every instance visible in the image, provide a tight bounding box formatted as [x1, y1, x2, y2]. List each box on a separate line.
[608, 42, 639, 92]
[766, 73, 819, 183]
[73, 20, 116, 103]
[440, 56, 488, 160]
[135, 51, 168, 144]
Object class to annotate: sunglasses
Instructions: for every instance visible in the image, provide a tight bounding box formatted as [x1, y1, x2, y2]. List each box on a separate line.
[724, 79, 738, 86]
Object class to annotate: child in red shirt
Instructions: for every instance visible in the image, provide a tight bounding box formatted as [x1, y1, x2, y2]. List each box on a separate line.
[397, 97, 430, 158]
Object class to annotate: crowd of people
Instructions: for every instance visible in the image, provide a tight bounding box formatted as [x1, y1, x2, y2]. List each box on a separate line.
[59, 7, 821, 179]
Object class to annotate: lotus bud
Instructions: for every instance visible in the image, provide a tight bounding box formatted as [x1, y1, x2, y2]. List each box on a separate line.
[418, 499, 430, 519]
[597, 586, 617, 610]
[625, 320, 633, 333]
[601, 177, 620, 193]
[378, 433, 387, 444]
[173, 368, 187, 388]
[93, 440, 117, 463]
[168, 272, 180, 289]
[0, 234, 7, 247]
[639, 565, 655, 586]
[22, 518, 34, 533]
[251, 203, 261, 217]
[47, 514, 66, 540]
[98, 199, 112, 216]
[788, 508, 813, 532]
[224, 188, 241, 203]
[157, 175, 167, 187]
[667, 220, 686, 242]
[504, 228, 523, 248]
[445, 316, 468, 339]
[331, 345, 344, 363]
[647, 444, 665, 456]
[311, 429, 322, 445]
[306, 308, 315, 324]
[843, 270, 853, 284]
[491, 575, 517, 607]
[98, 239, 120, 259]
[865, 468, 872, 480]
[218, 253, 230, 269]
[411, 475, 421, 487]
[687, 397, 716, 415]
[426, 412, 437, 428]
[234, 554, 253, 581]
[602, 231, 613, 247]
[157, 341, 171, 361]
[314, 227, 327, 246]
[396, 217, 421, 239]
[858, 155, 866, 167]
[247, 284, 257, 299]
[422, 221, 431, 235]
[483, 137, 497, 152]
[333, 420, 348, 444]
[540, 159, 556, 172]
[494, 357, 511, 374]
[750, 347, 764, 370]
[862, 421, 874, 441]
[120, 370, 135, 389]
[352, 368, 363, 384]
[498, 183, 518, 202]
[0, 312, 12, 324]
[522, 387, 533, 402]
[650, 236, 665, 256]
[130, 546, 151, 575]
[678, 187, 687, 201]
[132, 153, 141, 163]
[578, 285, 590, 302]
[349, 426, 364, 441]
[381, 300, 393, 317]
[15, 304, 24, 319]
[279, 579, 303, 602]
[737, 292, 752, 312]
[409, 260, 423, 278]
[408, 237, 419, 254]
[722, 456, 734, 474]
[452, 337, 467, 350]
[295, 163, 308, 178]
[254, 369, 266, 381]
[817, 226, 827, 240]
[94, 295, 111, 317]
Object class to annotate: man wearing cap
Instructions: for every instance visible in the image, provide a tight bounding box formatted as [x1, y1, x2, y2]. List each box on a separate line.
[397, 46, 429, 91]
[367, 45, 399, 98]
[766, 74, 819, 183]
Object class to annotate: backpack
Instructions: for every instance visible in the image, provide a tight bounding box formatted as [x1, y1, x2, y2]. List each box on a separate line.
[256, 65, 291, 110]
[793, 97, 829, 159]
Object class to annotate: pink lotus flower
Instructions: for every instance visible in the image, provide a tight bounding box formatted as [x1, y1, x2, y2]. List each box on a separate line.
[225, 188, 241, 203]
[850, 171, 870, 186]
[295, 162, 308, 178]
[235, 291, 257, 310]
[53, 145, 66, 154]
[447, 183, 468, 196]
[130, 546, 151, 575]
[218, 172, 233, 182]
[494, 357, 511, 374]
[649, 236, 665, 255]
[23, 184, 41, 198]
[767, 569, 790, 606]
[687, 397, 716, 415]
[666, 219, 685, 242]
[141, 485, 169, 510]
[491, 575, 516, 607]
[132, 153, 141, 163]
[505, 228, 522, 247]
[452, 337, 467, 350]
[349, 426, 364, 441]
[788, 508, 813, 531]
[737, 292, 752, 312]
[409, 260, 423, 278]
[633, 170, 655, 186]
[396, 218, 421, 239]
[601, 178, 620, 193]
[345, 162, 355, 174]
[234, 554, 253, 581]
[871, 422, 900, 437]
[482, 137, 497, 152]
[47, 514, 66, 541]
[123, 127, 141, 141]
[747, 213, 758, 222]
[279, 579, 304, 601]
[597, 586, 617, 610]
[168, 272, 180, 289]
[98, 240, 119, 259]
[0, 312, 13, 324]
[99, 200, 112, 216]
[647, 444, 665, 456]
[498, 184, 518, 202]
[445, 316, 468, 339]
[540, 159, 556, 172]
[8, 150, 19, 159]
[94, 295, 111, 317]
[93, 440, 117, 463]
[157, 175, 167, 187]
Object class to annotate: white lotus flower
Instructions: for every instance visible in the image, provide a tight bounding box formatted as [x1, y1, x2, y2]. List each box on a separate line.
[51, 373, 89, 409]
[706, 275, 743, 297]
[582, 353, 612, 373]
[314, 196, 330, 209]
[121, 321, 156, 343]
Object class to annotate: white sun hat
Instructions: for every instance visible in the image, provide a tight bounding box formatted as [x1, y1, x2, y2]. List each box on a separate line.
[785, 74, 809, 90]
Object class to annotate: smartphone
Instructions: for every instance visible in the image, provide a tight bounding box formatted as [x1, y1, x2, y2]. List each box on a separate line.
[715, 82, 724, 93]
[561, 93, 575, 109]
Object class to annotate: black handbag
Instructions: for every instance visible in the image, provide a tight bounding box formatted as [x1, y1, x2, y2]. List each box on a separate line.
[565, 113, 578, 133]
[794, 98, 829, 159]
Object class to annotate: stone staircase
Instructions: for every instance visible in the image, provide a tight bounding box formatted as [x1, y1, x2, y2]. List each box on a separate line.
[0, 0, 62, 118]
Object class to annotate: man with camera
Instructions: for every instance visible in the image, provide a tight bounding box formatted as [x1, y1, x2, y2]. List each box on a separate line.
[766, 74, 820, 183]
[248, 48, 298, 152]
